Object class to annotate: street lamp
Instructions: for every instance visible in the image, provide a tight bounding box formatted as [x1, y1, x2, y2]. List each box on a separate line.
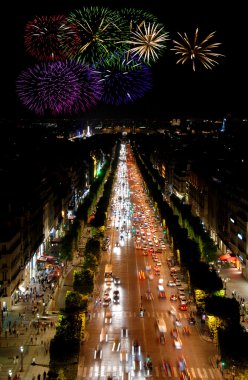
[241, 303, 245, 322]
[20, 345, 24, 372]
[37, 313, 40, 334]
[42, 302, 46, 315]
[222, 277, 230, 296]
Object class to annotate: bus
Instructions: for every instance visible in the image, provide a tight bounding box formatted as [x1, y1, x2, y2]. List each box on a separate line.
[156, 318, 167, 344]
[104, 264, 113, 281]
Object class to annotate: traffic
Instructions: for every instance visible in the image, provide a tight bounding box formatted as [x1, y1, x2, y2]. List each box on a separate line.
[77, 142, 221, 380]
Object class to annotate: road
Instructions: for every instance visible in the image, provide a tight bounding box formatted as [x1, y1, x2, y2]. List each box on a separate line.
[77, 142, 222, 380]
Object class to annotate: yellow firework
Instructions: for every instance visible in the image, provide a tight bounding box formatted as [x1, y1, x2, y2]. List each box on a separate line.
[124, 22, 169, 64]
[171, 28, 224, 71]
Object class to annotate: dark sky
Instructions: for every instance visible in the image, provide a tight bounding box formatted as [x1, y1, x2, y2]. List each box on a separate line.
[2, 0, 247, 121]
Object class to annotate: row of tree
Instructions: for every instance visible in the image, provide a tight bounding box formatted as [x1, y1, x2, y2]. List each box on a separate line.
[47, 139, 120, 379]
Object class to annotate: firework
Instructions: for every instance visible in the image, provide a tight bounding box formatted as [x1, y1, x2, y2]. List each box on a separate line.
[123, 22, 169, 65]
[171, 28, 224, 71]
[16, 61, 103, 116]
[62, 6, 129, 64]
[96, 53, 153, 105]
[118, 8, 158, 32]
[24, 15, 80, 61]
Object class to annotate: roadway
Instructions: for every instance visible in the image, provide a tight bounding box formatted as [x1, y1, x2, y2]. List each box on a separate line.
[76, 143, 222, 380]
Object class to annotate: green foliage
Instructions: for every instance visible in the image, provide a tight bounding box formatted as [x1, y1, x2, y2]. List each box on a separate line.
[205, 295, 240, 325]
[83, 253, 98, 271]
[65, 290, 88, 312]
[73, 268, 94, 294]
[190, 262, 223, 292]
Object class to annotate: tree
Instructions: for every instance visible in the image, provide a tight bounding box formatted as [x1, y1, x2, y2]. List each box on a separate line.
[73, 268, 94, 294]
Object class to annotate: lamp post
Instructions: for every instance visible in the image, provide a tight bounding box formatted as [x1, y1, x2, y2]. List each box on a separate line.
[241, 303, 245, 322]
[37, 313, 40, 334]
[42, 302, 46, 316]
[20, 345, 24, 372]
[222, 277, 230, 296]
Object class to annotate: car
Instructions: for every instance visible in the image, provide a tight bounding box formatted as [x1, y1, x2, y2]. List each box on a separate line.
[167, 281, 176, 287]
[179, 295, 187, 302]
[175, 280, 182, 286]
[162, 360, 174, 377]
[103, 297, 111, 307]
[173, 337, 183, 349]
[94, 344, 103, 360]
[121, 327, 128, 338]
[178, 356, 187, 372]
[132, 340, 142, 370]
[113, 295, 120, 304]
[175, 318, 183, 327]
[132, 340, 141, 356]
[145, 290, 154, 300]
[171, 328, 179, 339]
[113, 276, 120, 285]
[179, 303, 188, 311]
[188, 316, 196, 325]
[180, 369, 192, 380]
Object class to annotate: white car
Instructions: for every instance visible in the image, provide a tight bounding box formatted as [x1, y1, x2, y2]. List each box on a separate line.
[167, 280, 176, 287]
[174, 337, 182, 349]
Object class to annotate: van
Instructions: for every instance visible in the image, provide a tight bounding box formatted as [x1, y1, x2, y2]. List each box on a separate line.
[157, 285, 166, 298]
[157, 318, 167, 334]
[156, 318, 167, 344]
[104, 310, 112, 324]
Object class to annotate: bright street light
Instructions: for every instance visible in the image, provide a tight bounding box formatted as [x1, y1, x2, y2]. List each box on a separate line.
[20, 345, 24, 371]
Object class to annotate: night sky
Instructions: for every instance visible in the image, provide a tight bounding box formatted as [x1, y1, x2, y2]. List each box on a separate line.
[2, 0, 247, 121]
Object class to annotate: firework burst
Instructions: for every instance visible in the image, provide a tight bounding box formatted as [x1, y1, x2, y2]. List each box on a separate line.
[96, 53, 153, 105]
[24, 15, 80, 61]
[122, 22, 169, 65]
[16, 61, 103, 115]
[171, 28, 225, 71]
[62, 6, 129, 64]
[118, 8, 158, 32]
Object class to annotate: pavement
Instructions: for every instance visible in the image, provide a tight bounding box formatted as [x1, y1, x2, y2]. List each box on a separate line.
[0, 232, 89, 380]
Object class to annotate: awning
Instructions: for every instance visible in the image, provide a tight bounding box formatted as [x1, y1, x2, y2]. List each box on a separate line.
[219, 253, 236, 262]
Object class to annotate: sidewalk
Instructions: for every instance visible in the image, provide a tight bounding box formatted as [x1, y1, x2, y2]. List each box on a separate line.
[218, 264, 248, 329]
[0, 258, 79, 380]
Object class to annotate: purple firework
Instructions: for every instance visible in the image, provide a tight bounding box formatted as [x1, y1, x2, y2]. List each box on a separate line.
[24, 15, 80, 61]
[96, 54, 153, 105]
[16, 61, 103, 116]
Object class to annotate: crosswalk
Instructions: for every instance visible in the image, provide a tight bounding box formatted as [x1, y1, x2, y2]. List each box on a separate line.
[90, 310, 191, 320]
[78, 364, 217, 378]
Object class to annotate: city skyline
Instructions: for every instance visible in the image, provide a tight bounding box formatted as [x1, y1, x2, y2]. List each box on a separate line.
[2, 0, 247, 120]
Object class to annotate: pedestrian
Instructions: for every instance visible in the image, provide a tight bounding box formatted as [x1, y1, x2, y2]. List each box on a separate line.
[37, 374, 41, 380]
[43, 371, 47, 380]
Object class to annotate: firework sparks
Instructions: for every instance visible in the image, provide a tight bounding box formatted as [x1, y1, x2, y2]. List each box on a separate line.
[123, 22, 169, 65]
[16, 61, 103, 115]
[96, 53, 153, 105]
[63, 6, 129, 64]
[24, 15, 80, 61]
[171, 28, 225, 71]
[118, 8, 158, 32]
